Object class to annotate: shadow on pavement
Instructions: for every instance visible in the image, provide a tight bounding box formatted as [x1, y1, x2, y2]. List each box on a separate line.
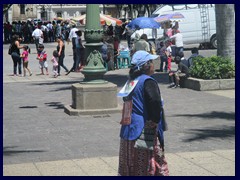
[183, 125, 235, 142]
[32, 80, 80, 86]
[3, 146, 46, 156]
[174, 111, 235, 121]
[44, 102, 65, 109]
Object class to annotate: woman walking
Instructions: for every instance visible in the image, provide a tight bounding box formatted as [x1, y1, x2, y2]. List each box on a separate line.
[118, 50, 169, 176]
[56, 36, 69, 76]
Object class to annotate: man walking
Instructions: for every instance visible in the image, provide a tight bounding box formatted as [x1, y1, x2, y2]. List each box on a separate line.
[67, 25, 78, 72]
[32, 25, 43, 52]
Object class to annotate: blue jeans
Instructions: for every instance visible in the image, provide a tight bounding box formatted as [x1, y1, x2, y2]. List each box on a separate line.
[73, 48, 81, 71]
[11, 52, 22, 75]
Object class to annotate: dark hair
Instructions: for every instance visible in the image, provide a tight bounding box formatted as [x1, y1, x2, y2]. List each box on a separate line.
[191, 47, 199, 54]
[174, 56, 181, 64]
[56, 35, 63, 40]
[38, 44, 44, 49]
[23, 45, 31, 53]
[76, 30, 82, 37]
[129, 60, 152, 80]
[178, 51, 184, 58]
[140, 34, 148, 40]
[53, 50, 58, 57]
[12, 34, 19, 42]
[23, 45, 28, 49]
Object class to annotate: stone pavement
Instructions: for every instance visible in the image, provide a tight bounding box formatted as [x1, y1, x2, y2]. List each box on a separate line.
[3, 43, 235, 176]
[3, 150, 235, 176]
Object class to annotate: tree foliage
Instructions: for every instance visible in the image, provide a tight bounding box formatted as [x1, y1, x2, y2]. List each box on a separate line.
[3, 4, 12, 15]
[114, 4, 163, 18]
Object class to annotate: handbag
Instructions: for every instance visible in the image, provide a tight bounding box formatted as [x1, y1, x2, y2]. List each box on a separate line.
[119, 100, 132, 125]
[134, 126, 156, 151]
[8, 43, 13, 55]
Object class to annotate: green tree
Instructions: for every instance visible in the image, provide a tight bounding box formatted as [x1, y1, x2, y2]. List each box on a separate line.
[3, 4, 12, 15]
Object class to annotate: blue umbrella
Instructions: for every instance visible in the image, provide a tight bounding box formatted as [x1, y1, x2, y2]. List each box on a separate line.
[127, 17, 161, 30]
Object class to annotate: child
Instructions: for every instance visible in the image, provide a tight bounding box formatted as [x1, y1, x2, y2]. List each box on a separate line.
[168, 56, 189, 88]
[36, 44, 49, 75]
[165, 41, 172, 72]
[20, 45, 32, 77]
[51, 50, 59, 78]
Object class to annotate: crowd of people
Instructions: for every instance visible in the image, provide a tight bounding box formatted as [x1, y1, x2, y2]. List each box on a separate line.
[6, 19, 203, 85]
[5, 19, 132, 76]
[3, 20, 71, 44]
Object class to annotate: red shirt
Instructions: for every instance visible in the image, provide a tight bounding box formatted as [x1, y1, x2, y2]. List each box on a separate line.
[37, 51, 47, 61]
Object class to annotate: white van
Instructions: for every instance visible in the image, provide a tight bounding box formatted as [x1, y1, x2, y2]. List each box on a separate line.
[131, 4, 217, 48]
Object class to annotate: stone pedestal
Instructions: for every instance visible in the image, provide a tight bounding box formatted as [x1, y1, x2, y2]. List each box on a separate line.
[64, 82, 122, 116]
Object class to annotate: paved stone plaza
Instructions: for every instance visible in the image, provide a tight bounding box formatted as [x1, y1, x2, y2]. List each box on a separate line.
[3, 42, 235, 176]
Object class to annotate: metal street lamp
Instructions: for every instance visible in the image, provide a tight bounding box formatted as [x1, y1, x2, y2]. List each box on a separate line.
[64, 4, 120, 116]
[81, 4, 106, 84]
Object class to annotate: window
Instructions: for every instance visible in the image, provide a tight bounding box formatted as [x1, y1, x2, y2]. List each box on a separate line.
[20, 4, 25, 15]
[57, 12, 62, 17]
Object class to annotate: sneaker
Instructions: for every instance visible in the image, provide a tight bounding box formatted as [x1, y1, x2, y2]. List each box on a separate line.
[171, 85, 180, 88]
[168, 83, 175, 88]
[30, 73, 33, 76]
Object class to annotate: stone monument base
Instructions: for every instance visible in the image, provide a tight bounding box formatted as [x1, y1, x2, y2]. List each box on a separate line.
[64, 82, 122, 116]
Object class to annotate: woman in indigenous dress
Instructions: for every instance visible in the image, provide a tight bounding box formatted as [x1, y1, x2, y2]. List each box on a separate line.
[118, 50, 169, 176]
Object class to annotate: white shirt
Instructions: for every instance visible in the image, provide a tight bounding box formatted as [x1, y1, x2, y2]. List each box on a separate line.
[166, 45, 172, 54]
[46, 23, 53, 30]
[68, 27, 78, 39]
[170, 33, 183, 47]
[32, 28, 43, 38]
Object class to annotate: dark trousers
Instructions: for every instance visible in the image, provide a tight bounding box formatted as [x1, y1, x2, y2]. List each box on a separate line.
[160, 55, 168, 72]
[11, 52, 22, 75]
[70, 47, 81, 72]
[175, 47, 183, 57]
[126, 35, 131, 48]
[169, 75, 176, 84]
[34, 38, 40, 52]
[57, 54, 69, 74]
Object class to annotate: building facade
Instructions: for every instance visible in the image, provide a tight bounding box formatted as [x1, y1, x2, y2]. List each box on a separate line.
[5, 4, 119, 23]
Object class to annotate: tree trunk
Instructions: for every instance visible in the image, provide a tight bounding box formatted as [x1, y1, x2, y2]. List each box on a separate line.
[215, 4, 235, 64]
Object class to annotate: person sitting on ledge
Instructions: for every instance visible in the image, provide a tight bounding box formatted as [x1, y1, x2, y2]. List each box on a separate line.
[168, 56, 189, 88]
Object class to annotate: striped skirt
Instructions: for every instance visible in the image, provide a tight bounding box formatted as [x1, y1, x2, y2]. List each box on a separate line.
[118, 136, 169, 176]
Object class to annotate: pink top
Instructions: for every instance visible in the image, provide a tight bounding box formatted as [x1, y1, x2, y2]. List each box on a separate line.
[22, 50, 29, 62]
[166, 28, 173, 37]
[51, 57, 58, 66]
